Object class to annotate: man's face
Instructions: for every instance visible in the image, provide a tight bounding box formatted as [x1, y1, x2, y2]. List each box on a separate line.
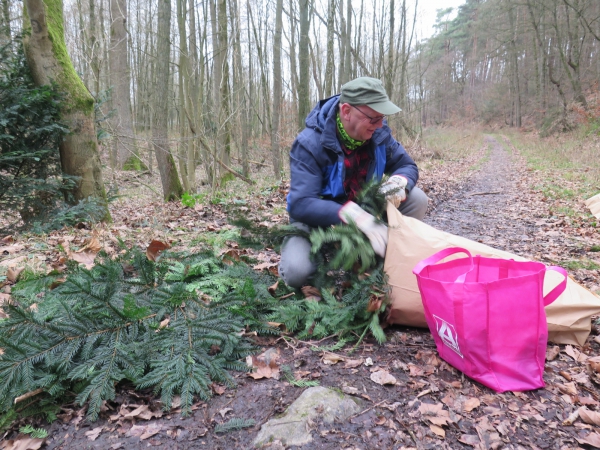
[340, 103, 385, 142]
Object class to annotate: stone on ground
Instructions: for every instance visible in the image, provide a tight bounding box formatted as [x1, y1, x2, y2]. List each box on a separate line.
[253, 386, 363, 448]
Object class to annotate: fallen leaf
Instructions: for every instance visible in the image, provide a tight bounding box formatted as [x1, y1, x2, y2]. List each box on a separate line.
[577, 432, 600, 448]
[565, 345, 588, 362]
[373, 415, 387, 425]
[0, 244, 24, 255]
[589, 356, 600, 374]
[301, 285, 321, 301]
[127, 424, 162, 440]
[6, 267, 24, 283]
[155, 317, 170, 332]
[123, 405, 162, 421]
[219, 407, 233, 418]
[322, 352, 345, 365]
[211, 383, 226, 395]
[408, 364, 424, 377]
[370, 369, 397, 385]
[458, 434, 480, 446]
[430, 424, 446, 438]
[578, 396, 600, 407]
[1, 236, 14, 244]
[558, 382, 578, 396]
[246, 348, 280, 379]
[364, 357, 373, 366]
[254, 261, 277, 271]
[579, 407, 600, 426]
[463, 397, 480, 412]
[366, 294, 383, 312]
[85, 426, 103, 441]
[546, 346, 560, 361]
[267, 280, 279, 295]
[343, 358, 363, 369]
[0, 437, 45, 450]
[146, 240, 170, 262]
[342, 386, 359, 395]
[0, 256, 27, 267]
[418, 402, 451, 426]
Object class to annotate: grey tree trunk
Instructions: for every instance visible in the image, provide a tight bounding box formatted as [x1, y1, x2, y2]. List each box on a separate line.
[324, 0, 335, 96]
[270, 0, 283, 177]
[109, 0, 141, 170]
[153, 0, 184, 200]
[298, 0, 311, 130]
[23, 0, 110, 220]
[89, 0, 100, 96]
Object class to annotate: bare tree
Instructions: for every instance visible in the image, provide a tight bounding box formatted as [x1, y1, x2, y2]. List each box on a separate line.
[109, 0, 141, 170]
[298, 0, 311, 129]
[271, 0, 283, 177]
[153, 0, 183, 200]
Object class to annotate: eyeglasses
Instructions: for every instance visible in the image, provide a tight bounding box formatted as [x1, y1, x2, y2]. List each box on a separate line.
[350, 104, 386, 124]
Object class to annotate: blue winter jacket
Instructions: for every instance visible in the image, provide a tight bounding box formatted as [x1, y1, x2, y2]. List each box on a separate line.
[287, 95, 419, 227]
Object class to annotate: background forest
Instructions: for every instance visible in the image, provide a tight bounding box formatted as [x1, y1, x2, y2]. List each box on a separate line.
[2, 0, 600, 201]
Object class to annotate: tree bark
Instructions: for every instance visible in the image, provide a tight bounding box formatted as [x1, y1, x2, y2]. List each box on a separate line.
[23, 0, 110, 220]
[270, 0, 283, 177]
[1, 0, 10, 42]
[324, 0, 335, 97]
[298, 0, 311, 130]
[109, 0, 141, 170]
[153, 0, 183, 200]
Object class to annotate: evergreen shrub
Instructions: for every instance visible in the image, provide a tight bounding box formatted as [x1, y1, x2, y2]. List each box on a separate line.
[0, 39, 106, 232]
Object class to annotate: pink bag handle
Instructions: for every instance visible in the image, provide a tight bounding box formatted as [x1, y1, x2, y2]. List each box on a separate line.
[543, 266, 568, 306]
[413, 247, 474, 277]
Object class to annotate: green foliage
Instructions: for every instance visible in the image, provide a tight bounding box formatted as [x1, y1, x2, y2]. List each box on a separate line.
[272, 268, 388, 344]
[214, 417, 256, 433]
[310, 223, 376, 273]
[0, 40, 72, 230]
[19, 424, 48, 439]
[181, 192, 208, 208]
[0, 247, 284, 423]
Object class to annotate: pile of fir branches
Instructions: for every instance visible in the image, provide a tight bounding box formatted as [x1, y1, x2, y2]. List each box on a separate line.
[0, 246, 283, 425]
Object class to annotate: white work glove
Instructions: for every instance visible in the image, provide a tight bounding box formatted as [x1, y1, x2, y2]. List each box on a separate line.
[379, 175, 408, 208]
[339, 201, 388, 257]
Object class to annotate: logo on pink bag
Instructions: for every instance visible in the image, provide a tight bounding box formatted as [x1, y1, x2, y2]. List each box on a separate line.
[433, 315, 463, 358]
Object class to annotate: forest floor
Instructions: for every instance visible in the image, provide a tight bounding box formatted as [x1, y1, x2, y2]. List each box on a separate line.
[2, 132, 600, 449]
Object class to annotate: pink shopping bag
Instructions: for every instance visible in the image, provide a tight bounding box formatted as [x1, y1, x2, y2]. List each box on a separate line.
[413, 247, 568, 392]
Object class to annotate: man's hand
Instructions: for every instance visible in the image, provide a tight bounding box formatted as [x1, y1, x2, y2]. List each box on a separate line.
[380, 175, 408, 208]
[339, 202, 388, 257]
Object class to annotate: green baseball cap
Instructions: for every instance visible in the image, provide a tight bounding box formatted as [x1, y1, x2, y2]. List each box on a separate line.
[339, 77, 401, 115]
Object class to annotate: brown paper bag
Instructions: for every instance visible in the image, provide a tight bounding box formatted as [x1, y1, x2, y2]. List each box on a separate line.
[384, 203, 600, 346]
[585, 193, 600, 219]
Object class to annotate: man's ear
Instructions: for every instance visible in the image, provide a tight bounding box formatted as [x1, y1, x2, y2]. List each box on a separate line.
[339, 103, 351, 119]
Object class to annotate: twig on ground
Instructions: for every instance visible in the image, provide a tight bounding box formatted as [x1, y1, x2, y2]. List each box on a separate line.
[349, 399, 388, 420]
[467, 191, 501, 196]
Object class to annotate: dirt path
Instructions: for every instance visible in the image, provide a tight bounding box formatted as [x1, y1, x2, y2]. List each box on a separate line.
[16, 136, 600, 449]
[424, 135, 534, 251]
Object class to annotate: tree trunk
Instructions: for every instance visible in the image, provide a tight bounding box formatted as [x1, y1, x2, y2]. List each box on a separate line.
[153, 0, 183, 200]
[298, 0, 311, 130]
[176, 0, 190, 191]
[324, 0, 335, 96]
[270, 0, 283, 177]
[217, 0, 232, 181]
[89, 0, 100, 96]
[109, 0, 141, 170]
[23, 0, 110, 220]
[1, 0, 10, 42]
